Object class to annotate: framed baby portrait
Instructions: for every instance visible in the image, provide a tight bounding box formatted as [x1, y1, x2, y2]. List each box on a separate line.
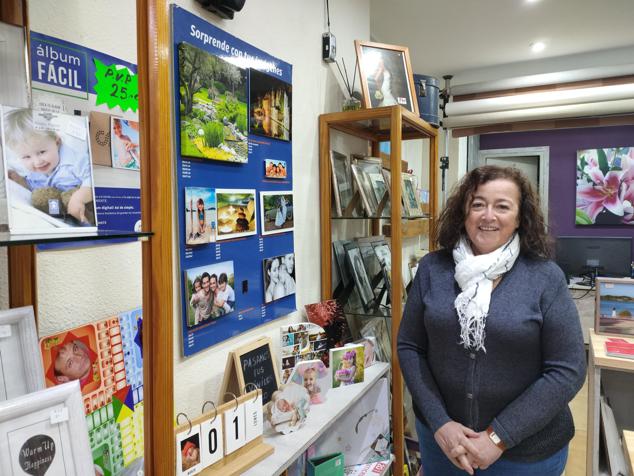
[0, 306, 45, 402]
[595, 277, 634, 337]
[260, 190, 294, 236]
[0, 106, 98, 234]
[354, 40, 418, 115]
[110, 117, 140, 170]
[0, 381, 94, 476]
[289, 359, 331, 404]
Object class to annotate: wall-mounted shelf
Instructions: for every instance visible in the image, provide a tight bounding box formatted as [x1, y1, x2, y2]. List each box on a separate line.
[0, 230, 153, 247]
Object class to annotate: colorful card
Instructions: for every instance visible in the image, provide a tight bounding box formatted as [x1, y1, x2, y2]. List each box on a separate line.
[330, 344, 365, 388]
[279, 323, 328, 383]
[305, 299, 352, 367]
[110, 117, 140, 170]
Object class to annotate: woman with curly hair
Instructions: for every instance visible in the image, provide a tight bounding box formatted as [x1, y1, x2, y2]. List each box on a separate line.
[398, 165, 585, 475]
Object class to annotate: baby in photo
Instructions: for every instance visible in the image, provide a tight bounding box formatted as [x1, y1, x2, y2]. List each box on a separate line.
[265, 383, 310, 434]
[290, 360, 330, 405]
[3, 108, 95, 225]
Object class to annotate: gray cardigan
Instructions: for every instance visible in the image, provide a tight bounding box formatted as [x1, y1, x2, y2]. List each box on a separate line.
[398, 250, 586, 462]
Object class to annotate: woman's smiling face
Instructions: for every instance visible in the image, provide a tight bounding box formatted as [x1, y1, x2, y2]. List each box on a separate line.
[465, 178, 520, 255]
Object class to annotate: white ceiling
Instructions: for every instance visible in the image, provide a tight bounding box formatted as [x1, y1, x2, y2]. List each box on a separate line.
[370, 0, 634, 84]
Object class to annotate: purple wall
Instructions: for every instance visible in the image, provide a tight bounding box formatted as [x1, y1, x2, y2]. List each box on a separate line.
[480, 125, 634, 259]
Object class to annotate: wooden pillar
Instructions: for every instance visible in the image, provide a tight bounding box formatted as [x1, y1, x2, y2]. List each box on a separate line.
[137, 0, 175, 474]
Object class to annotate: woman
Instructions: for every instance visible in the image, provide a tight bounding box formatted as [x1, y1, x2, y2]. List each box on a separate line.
[398, 165, 586, 475]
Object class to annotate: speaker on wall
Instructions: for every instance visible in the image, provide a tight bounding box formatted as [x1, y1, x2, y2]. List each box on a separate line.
[195, 0, 246, 19]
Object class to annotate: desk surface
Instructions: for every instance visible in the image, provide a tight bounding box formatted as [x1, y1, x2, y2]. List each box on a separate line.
[589, 329, 634, 371]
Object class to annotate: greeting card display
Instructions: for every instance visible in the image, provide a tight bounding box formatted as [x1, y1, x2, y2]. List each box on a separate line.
[0, 306, 44, 402]
[185, 187, 217, 245]
[178, 42, 248, 163]
[265, 383, 310, 434]
[279, 322, 328, 383]
[1, 106, 98, 234]
[0, 381, 94, 476]
[39, 308, 144, 474]
[289, 360, 331, 405]
[330, 344, 365, 388]
[110, 117, 140, 170]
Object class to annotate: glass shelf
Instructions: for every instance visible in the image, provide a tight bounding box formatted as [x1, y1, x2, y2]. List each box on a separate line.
[344, 305, 392, 319]
[331, 214, 430, 220]
[0, 229, 153, 247]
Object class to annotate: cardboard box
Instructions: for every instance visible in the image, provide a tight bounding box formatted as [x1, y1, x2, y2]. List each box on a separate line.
[307, 452, 344, 476]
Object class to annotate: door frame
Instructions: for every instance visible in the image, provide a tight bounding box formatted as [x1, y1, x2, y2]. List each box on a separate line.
[475, 146, 550, 223]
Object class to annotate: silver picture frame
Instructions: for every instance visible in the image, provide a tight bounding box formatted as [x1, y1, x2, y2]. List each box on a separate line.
[0, 306, 44, 402]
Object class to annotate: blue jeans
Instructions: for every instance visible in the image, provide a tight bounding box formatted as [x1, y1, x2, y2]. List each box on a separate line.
[415, 419, 568, 476]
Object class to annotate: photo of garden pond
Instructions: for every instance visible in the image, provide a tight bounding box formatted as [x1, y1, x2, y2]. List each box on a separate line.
[178, 42, 248, 162]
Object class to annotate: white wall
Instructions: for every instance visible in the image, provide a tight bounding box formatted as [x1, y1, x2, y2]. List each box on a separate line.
[172, 0, 371, 417]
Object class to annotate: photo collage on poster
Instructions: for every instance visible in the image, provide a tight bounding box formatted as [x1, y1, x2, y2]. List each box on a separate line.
[279, 323, 328, 383]
[173, 7, 295, 356]
[38, 308, 143, 475]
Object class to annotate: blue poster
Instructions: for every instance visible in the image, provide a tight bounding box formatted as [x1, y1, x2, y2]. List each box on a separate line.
[30, 31, 136, 100]
[173, 6, 295, 356]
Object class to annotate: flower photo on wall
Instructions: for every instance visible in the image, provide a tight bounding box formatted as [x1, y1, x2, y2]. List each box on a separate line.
[576, 147, 634, 225]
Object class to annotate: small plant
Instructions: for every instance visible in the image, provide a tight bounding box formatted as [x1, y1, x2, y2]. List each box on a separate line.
[203, 122, 224, 148]
[236, 113, 247, 134]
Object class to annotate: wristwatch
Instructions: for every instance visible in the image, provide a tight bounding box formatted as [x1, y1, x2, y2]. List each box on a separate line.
[486, 426, 506, 451]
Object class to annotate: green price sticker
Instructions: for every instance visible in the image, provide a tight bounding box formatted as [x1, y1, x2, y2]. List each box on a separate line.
[94, 59, 139, 112]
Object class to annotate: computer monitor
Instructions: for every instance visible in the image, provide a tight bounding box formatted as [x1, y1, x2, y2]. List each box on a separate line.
[555, 236, 632, 280]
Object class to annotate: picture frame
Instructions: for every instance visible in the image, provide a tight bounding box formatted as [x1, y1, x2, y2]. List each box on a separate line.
[344, 242, 375, 310]
[595, 277, 634, 337]
[330, 150, 354, 216]
[354, 40, 419, 115]
[351, 163, 379, 217]
[215, 188, 257, 241]
[0, 380, 94, 475]
[401, 173, 423, 216]
[353, 157, 389, 217]
[1, 107, 99, 234]
[0, 306, 45, 402]
[259, 190, 294, 236]
[330, 344, 365, 388]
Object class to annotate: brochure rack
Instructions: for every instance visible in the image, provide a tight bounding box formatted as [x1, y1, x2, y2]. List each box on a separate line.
[319, 105, 438, 475]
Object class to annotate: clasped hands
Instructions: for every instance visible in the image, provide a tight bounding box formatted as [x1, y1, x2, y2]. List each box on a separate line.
[434, 421, 503, 474]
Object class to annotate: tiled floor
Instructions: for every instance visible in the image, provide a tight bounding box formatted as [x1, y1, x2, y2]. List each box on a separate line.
[564, 376, 588, 476]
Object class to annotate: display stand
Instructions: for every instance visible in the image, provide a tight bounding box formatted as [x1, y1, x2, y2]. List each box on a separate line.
[319, 105, 438, 476]
[623, 430, 634, 474]
[242, 362, 391, 476]
[586, 330, 634, 475]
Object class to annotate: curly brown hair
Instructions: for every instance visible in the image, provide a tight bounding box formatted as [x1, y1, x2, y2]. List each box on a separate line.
[434, 165, 551, 259]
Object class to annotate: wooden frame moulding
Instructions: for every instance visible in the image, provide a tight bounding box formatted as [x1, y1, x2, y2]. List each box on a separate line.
[137, 0, 175, 474]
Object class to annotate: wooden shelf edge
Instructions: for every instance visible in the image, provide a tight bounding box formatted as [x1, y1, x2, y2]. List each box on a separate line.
[383, 218, 430, 238]
[623, 430, 634, 474]
[589, 329, 634, 372]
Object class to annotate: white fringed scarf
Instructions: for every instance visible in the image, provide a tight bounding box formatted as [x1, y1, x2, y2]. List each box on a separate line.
[453, 233, 520, 352]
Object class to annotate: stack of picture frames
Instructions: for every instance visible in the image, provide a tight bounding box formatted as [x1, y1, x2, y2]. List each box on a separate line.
[0, 306, 143, 475]
[330, 151, 427, 218]
[173, 7, 296, 356]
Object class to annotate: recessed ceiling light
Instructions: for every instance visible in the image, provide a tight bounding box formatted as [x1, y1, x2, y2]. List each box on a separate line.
[531, 41, 546, 53]
[526, 0, 541, 3]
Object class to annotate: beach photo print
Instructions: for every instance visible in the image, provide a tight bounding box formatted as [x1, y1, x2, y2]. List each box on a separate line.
[178, 42, 248, 163]
[216, 188, 256, 240]
[264, 158, 287, 179]
[184, 187, 216, 245]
